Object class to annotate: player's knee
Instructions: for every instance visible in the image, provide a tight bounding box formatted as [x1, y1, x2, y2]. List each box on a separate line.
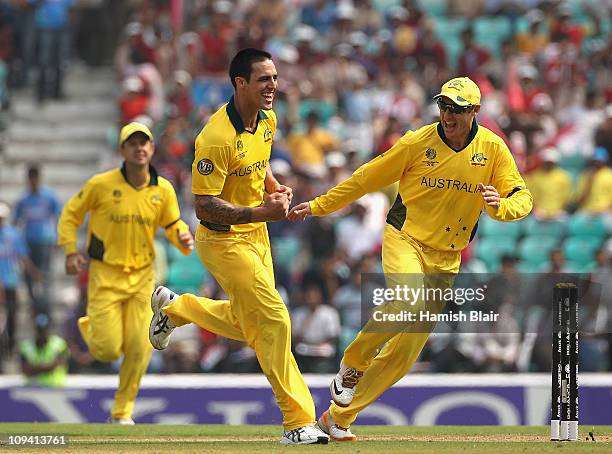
[261, 309, 291, 333]
[89, 342, 122, 362]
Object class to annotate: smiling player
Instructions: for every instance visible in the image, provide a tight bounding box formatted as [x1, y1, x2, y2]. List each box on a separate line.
[288, 77, 533, 441]
[148, 48, 329, 445]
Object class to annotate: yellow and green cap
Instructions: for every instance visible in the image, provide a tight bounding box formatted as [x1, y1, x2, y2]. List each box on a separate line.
[434, 77, 481, 106]
[119, 122, 153, 146]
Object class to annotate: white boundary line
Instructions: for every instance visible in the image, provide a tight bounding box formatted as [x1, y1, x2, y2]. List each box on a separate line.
[0, 373, 611, 389]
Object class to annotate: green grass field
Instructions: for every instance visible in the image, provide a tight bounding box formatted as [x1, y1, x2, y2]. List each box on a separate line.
[0, 424, 610, 453]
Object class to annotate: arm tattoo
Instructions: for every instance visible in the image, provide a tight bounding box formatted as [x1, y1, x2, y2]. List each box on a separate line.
[195, 195, 252, 225]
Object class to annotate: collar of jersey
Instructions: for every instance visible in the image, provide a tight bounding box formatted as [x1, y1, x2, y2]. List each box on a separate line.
[226, 95, 268, 134]
[120, 162, 159, 188]
[436, 121, 478, 152]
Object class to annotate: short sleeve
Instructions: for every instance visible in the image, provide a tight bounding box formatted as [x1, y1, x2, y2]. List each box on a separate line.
[192, 145, 231, 196]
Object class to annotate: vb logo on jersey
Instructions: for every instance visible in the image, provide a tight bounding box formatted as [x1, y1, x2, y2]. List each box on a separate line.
[423, 148, 439, 167]
[150, 194, 162, 205]
[471, 152, 488, 166]
[197, 159, 215, 175]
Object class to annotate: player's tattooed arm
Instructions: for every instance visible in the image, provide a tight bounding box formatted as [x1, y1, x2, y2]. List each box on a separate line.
[195, 195, 252, 225]
[195, 193, 289, 224]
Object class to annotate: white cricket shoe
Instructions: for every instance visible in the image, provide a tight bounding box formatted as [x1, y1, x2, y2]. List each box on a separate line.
[279, 425, 329, 445]
[149, 286, 177, 350]
[317, 409, 357, 442]
[330, 363, 363, 407]
[108, 417, 135, 425]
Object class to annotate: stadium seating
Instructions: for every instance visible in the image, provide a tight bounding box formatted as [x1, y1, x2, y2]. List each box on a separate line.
[479, 215, 523, 240]
[475, 236, 517, 272]
[430, 17, 467, 69]
[522, 216, 565, 239]
[518, 236, 558, 266]
[563, 236, 600, 269]
[271, 237, 301, 272]
[166, 252, 209, 294]
[567, 213, 606, 240]
[473, 16, 513, 58]
[416, 0, 447, 17]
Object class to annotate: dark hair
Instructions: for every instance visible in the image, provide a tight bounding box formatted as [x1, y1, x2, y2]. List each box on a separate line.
[228, 48, 272, 89]
[28, 164, 39, 178]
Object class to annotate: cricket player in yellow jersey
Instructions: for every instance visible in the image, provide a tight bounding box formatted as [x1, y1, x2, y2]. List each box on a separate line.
[57, 122, 194, 424]
[289, 77, 533, 441]
[148, 48, 329, 445]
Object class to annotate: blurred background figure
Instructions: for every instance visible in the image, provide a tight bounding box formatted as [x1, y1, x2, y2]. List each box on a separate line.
[526, 147, 572, 220]
[19, 313, 68, 387]
[0, 201, 40, 362]
[576, 147, 612, 215]
[292, 283, 340, 373]
[31, 0, 74, 102]
[13, 165, 61, 317]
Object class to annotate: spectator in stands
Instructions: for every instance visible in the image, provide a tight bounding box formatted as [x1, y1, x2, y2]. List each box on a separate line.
[457, 27, 491, 79]
[301, 0, 336, 34]
[0, 201, 40, 356]
[13, 165, 62, 316]
[118, 76, 149, 125]
[31, 0, 74, 102]
[292, 283, 341, 373]
[336, 198, 382, 262]
[286, 111, 341, 178]
[526, 147, 572, 219]
[514, 9, 548, 58]
[334, 254, 378, 350]
[594, 107, 612, 161]
[20, 313, 68, 387]
[575, 147, 612, 215]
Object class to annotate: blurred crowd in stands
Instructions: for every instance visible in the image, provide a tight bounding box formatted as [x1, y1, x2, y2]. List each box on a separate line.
[0, 0, 611, 382]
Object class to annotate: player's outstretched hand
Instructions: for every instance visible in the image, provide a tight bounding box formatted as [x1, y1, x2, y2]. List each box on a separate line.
[478, 183, 500, 209]
[65, 253, 87, 275]
[178, 229, 194, 251]
[288, 202, 312, 222]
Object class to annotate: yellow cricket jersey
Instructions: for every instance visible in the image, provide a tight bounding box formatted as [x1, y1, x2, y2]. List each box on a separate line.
[310, 122, 533, 252]
[192, 96, 276, 233]
[58, 164, 191, 271]
[526, 167, 572, 218]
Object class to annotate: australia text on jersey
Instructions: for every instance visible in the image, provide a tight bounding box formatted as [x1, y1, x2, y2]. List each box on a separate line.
[420, 177, 482, 193]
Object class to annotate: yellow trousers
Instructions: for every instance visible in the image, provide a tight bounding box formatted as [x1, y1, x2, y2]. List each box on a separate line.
[163, 225, 316, 430]
[330, 224, 461, 428]
[78, 260, 153, 420]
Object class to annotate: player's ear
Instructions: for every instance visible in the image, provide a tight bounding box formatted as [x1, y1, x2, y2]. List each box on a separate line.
[236, 76, 247, 88]
[474, 105, 481, 114]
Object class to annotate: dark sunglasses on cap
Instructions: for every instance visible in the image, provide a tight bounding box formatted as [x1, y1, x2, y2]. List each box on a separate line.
[436, 99, 474, 114]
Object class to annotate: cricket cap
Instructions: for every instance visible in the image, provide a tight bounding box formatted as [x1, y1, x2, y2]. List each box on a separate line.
[119, 122, 153, 146]
[434, 77, 481, 106]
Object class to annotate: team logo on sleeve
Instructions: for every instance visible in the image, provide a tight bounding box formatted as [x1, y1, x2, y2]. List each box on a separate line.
[470, 152, 488, 166]
[197, 159, 214, 175]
